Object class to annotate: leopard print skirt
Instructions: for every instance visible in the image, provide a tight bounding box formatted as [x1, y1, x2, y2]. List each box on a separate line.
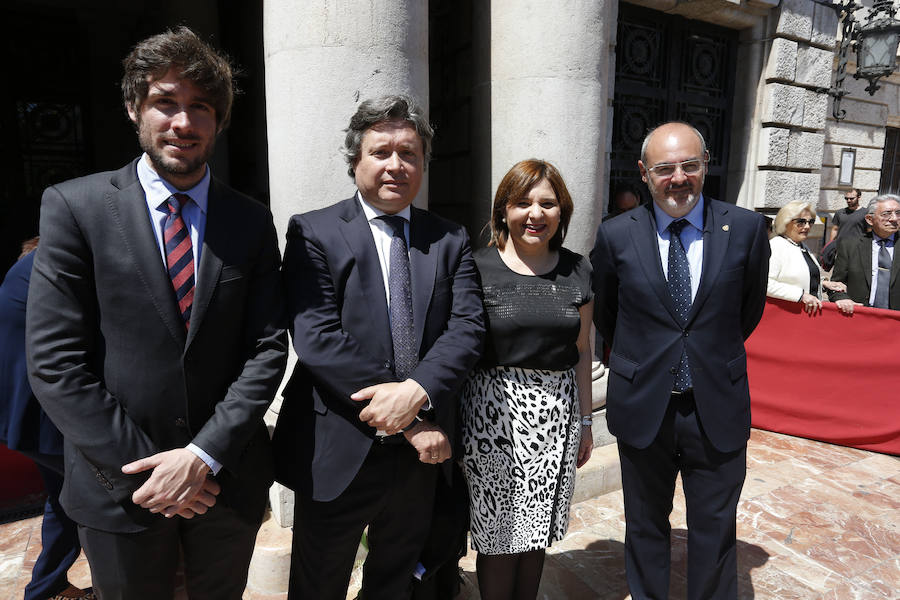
[460, 366, 581, 554]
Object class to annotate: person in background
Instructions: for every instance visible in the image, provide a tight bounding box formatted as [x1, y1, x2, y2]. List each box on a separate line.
[603, 181, 643, 221]
[1, 237, 93, 600]
[768, 201, 846, 314]
[829, 188, 861, 242]
[829, 194, 900, 314]
[461, 159, 594, 600]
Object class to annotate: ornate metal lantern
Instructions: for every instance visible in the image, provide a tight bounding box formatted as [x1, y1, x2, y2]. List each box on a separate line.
[855, 0, 900, 92]
[817, 0, 900, 120]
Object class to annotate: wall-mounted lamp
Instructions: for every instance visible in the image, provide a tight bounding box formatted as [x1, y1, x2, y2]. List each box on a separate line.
[814, 0, 900, 121]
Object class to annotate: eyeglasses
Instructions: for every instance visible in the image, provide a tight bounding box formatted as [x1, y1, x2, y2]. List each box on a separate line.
[876, 210, 900, 218]
[792, 218, 815, 226]
[646, 158, 705, 178]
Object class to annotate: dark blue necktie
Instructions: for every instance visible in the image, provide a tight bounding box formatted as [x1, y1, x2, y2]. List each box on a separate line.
[379, 215, 416, 380]
[667, 219, 692, 391]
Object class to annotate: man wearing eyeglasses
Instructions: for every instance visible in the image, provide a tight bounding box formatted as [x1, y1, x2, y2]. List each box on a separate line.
[829, 194, 900, 313]
[829, 188, 862, 243]
[591, 121, 769, 600]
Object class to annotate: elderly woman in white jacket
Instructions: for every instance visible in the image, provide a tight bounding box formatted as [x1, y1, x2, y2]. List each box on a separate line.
[768, 200, 846, 313]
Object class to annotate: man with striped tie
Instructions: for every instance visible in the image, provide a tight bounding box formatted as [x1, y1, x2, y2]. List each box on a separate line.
[26, 27, 287, 599]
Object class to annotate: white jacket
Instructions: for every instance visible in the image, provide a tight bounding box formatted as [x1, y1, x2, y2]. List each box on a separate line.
[767, 235, 824, 301]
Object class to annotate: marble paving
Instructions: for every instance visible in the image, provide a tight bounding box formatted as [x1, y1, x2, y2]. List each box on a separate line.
[1, 429, 897, 599]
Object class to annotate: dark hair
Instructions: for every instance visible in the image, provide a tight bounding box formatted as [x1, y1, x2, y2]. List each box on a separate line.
[344, 95, 434, 177]
[611, 181, 643, 212]
[122, 26, 236, 131]
[488, 159, 573, 251]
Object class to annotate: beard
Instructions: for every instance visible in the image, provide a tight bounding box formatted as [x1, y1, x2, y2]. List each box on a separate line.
[137, 122, 215, 182]
[649, 180, 702, 217]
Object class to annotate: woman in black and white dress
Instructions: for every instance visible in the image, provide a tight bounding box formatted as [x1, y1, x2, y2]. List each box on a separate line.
[460, 159, 594, 599]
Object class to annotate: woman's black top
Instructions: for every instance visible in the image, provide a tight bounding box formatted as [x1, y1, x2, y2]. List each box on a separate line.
[475, 246, 593, 371]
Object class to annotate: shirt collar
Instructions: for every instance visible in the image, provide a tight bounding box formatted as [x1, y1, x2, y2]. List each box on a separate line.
[873, 231, 896, 245]
[653, 194, 705, 235]
[137, 153, 211, 213]
[357, 191, 412, 223]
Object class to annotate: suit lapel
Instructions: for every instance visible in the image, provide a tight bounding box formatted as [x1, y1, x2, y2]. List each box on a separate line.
[409, 208, 436, 354]
[630, 206, 681, 323]
[859, 235, 873, 296]
[890, 234, 900, 286]
[689, 200, 729, 323]
[186, 180, 226, 349]
[340, 198, 393, 359]
[106, 161, 186, 346]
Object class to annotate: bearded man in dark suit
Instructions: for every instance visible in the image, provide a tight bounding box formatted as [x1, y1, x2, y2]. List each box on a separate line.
[26, 27, 287, 599]
[274, 95, 484, 600]
[591, 122, 769, 599]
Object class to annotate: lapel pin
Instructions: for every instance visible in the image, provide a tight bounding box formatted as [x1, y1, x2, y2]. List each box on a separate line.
[722, 224, 729, 231]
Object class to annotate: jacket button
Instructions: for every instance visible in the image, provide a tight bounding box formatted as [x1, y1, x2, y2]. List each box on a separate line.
[383, 361, 392, 370]
[683, 331, 689, 337]
[175, 418, 187, 428]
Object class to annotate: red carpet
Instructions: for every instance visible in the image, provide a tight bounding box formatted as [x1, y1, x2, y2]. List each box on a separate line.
[747, 298, 900, 455]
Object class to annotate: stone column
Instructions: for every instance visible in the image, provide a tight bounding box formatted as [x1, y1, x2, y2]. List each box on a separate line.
[264, 0, 429, 249]
[261, 0, 429, 528]
[479, 0, 614, 256]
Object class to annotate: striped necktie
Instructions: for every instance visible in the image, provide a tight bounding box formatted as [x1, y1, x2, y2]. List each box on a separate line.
[164, 193, 195, 330]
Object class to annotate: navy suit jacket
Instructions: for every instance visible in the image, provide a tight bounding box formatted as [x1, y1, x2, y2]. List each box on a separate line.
[0, 251, 63, 455]
[26, 159, 288, 532]
[591, 199, 769, 453]
[273, 196, 484, 502]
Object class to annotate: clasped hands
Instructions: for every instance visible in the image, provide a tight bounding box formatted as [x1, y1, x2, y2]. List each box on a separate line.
[351, 380, 451, 465]
[122, 448, 219, 519]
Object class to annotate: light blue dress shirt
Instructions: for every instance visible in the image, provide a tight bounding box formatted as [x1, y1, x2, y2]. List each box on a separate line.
[136, 155, 221, 475]
[653, 195, 705, 302]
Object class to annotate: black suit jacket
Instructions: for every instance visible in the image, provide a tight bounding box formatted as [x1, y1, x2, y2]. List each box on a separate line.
[273, 196, 484, 502]
[26, 159, 288, 532]
[828, 232, 900, 309]
[590, 199, 769, 453]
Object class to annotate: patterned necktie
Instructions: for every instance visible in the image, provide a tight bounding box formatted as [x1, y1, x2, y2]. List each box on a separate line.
[379, 215, 416, 380]
[164, 193, 195, 330]
[873, 239, 892, 309]
[667, 219, 692, 391]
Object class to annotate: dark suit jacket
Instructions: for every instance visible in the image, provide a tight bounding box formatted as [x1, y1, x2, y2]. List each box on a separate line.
[1, 251, 63, 455]
[828, 232, 900, 309]
[273, 196, 484, 502]
[590, 199, 769, 453]
[26, 159, 288, 532]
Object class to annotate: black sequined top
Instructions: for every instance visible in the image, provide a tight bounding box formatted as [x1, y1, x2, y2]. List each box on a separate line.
[476, 246, 593, 370]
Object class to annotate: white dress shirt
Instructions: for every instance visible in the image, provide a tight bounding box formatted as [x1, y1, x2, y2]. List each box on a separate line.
[869, 233, 896, 306]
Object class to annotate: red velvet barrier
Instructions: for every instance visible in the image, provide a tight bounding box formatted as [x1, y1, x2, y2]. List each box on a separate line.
[746, 298, 900, 455]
